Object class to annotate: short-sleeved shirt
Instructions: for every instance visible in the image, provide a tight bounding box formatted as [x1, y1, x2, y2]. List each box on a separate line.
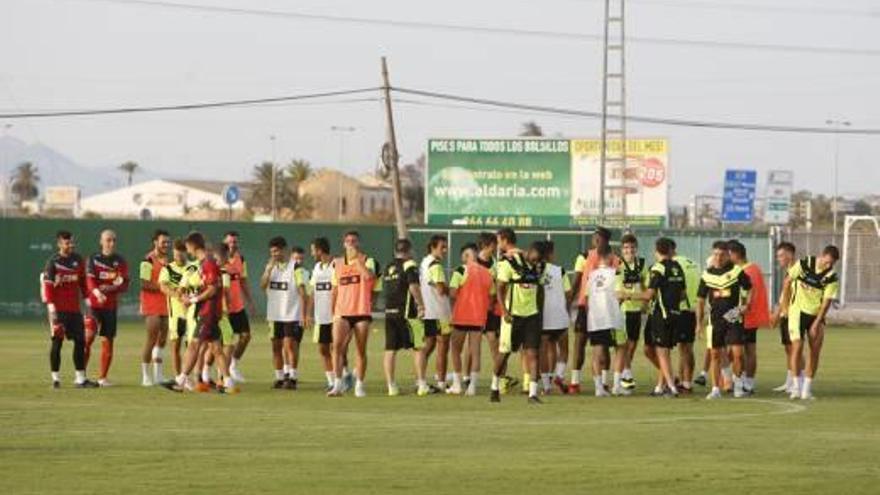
[139, 252, 168, 316]
[159, 261, 198, 321]
[648, 258, 686, 319]
[225, 253, 248, 314]
[616, 256, 648, 313]
[383, 258, 420, 318]
[496, 251, 542, 317]
[673, 255, 701, 312]
[697, 263, 752, 322]
[787, 256, 839, 316]
[197, 257, 223, 320]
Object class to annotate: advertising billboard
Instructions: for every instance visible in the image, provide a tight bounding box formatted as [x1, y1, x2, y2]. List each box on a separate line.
[426, 138, 668, 227]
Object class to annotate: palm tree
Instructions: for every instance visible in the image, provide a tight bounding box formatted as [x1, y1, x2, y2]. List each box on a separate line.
[249, 161, 278, 212]
[286, 159, 313, 184]
[119, 161, 139, 186]
[11, 161, 39, 205]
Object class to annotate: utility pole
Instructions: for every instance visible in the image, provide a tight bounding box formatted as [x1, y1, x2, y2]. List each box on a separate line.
[381, 57, 408, 240]
[599, 0, 628, 226]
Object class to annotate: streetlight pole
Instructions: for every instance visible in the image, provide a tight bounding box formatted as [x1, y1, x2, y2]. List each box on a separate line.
[826, 119, 851, 235]
[270, 135, 277, 222]
[330, 125, 356, 221]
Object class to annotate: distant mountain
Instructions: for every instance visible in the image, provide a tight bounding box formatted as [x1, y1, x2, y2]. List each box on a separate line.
[0, 136, 162, 196]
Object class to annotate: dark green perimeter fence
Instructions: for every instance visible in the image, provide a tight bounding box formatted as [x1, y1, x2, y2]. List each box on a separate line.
[0, 218, 774, 318]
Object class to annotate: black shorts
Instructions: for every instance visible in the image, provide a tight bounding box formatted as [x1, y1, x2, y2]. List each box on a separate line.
[54, 311, 85, 341]
[317, 323, 333, 344]
[273, 321, 304, 342]
[90, 308, 118, 339]
[455, 325, 482, 332]
[710, 319, 745, 348]
[744, 328, 757, 345]
[174, 318, 187, 339]
[510, 314, 542, 351]
[483, 312, 501, 334]
[624, 311, 642, 342]
[341, 315, 372, 328]
[589, 329, 616, 347]
[424, 319, 440, 338]
[197, 317, 221, 342]
[676, 311, 696, 345]
[228, 310, 250, 334]
[792, 312, 818, 342]
[574, 306, 587, 333]
[648, 313, 677, 349]
[779, 317, 791, 345]
[542, 328, 567, 342]
[385, 317, 414, 351]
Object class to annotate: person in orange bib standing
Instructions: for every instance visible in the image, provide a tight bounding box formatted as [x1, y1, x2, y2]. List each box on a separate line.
[139, 229, 170, 386]
[729, 240, 770, 395]
[223, 231, 255, 383]
[449, 243, 493, 395]
[327, 231, 381, 398]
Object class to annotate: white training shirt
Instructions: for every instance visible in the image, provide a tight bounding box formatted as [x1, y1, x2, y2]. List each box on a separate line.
[265, 261, 303, 323]
[586, 266, 624, 332]
[542, 263, 570, 331]
[310, 260, 334, 325]
[420, 254, 451, 321]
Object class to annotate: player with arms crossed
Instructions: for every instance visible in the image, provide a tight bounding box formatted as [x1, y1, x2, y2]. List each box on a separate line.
[42, 230, 96, 388]
[84, 229, 129, 386]
[381, 239, 426, 396]
[778, 245, 839, 400]
[696, 241, 752, 399]
[328, 231, 381, 398]
[139, 229, 170, 386]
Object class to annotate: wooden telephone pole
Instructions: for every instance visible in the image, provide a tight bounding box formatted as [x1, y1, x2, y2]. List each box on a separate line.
[381, 57, 409, 240]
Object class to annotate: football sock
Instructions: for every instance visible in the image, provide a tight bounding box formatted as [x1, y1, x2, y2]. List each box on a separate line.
[289, 368, 298, 380]
[623, 368, 633, 380]
[141, 363, 150, 381]
[593, 375, 603, 390]
[452, 372, 461, 389]
[554, 361, 566, 379]
[601, 369, 609, 385]
[613, 372, 622, 389]
[528, 381, 538, 397]
[491, 375, 500, 391]
[541, 373, 551, 390]
[802, 377, 813, 396]
[470, 372, 479, 389]
[325, 371, 335, 386]
[571, 369, 582, 385]
[51, 371, 60, 382]
[74, 370, 86, 384]
[201, 366, 211, 383]
[153, 361, 164, 383]
[99, 339, 113, 379]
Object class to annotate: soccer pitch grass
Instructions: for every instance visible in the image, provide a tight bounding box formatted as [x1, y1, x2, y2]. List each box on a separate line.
[1, 321, 878, 495]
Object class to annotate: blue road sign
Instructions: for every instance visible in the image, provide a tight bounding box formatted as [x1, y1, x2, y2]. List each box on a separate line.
[721, 169, 757, 223]
[222, 184, 240, 205]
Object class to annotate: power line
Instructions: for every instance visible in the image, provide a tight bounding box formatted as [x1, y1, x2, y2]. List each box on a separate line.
[392, 87, 880, 135]
[56, 0, 880, 57]
[0, 88, 381, 118]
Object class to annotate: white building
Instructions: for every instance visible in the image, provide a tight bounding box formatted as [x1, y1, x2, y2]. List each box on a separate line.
[80, 179, 247, 219]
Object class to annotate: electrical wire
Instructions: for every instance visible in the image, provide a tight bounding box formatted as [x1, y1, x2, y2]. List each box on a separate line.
[0, 88, 381, 118]
[392, 87, 880, 135]
[55, 0, 880, 57]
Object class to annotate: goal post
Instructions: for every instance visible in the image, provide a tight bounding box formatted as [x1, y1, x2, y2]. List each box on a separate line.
[840, 215, 880, 308]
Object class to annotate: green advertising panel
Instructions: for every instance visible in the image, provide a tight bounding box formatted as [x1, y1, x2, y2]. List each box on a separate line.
[427, 139, 572, 228]
[426, 138, 668, 228]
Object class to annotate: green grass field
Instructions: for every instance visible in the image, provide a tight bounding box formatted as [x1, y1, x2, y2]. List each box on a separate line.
[1, 320, 878, 495]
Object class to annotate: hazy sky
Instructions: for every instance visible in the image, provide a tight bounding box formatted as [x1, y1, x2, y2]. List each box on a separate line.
[3, 0, 878, 204]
